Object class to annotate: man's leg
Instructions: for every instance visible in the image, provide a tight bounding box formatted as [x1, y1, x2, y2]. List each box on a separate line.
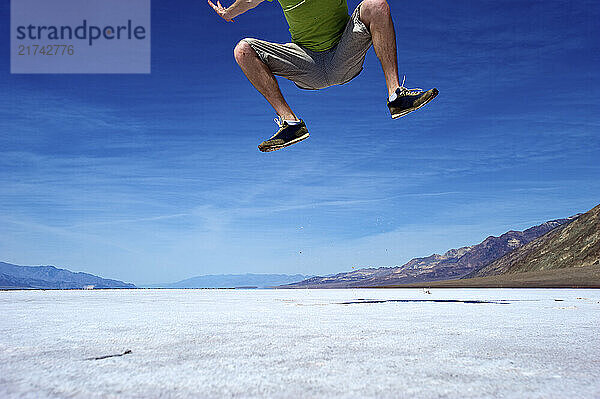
[233, 40, 298, 121]
[359, 0, 400, 97]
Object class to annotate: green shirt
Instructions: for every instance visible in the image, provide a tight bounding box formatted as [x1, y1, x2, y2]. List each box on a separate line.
[267, 0, 350, 52]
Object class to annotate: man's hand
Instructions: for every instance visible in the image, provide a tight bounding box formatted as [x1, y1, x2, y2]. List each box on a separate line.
[209, 0, 264, 22]
[208, 0, 234, 22]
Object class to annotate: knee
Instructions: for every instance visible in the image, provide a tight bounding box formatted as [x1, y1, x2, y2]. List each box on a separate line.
[233, 39, 255, 65]
[360, 0, 390, 23]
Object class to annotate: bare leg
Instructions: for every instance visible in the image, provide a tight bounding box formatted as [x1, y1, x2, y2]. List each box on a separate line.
[359, 0, 400, 97]
[234, 40, 298, 121]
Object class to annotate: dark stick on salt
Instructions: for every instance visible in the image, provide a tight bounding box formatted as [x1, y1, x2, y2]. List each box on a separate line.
[86, 349, 132, 361]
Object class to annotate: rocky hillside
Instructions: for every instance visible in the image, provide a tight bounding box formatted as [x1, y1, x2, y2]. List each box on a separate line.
[466, 204, 600, 278]
[285, 215, 578, 288]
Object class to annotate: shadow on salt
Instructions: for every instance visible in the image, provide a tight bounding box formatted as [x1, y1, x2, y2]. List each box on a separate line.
[339, 299, 512, 305]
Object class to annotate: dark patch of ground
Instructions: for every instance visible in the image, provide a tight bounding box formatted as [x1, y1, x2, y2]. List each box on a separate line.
[339, 299, 511, 305]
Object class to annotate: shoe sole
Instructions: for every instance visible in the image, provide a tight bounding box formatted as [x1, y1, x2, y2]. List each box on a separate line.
[391, 88, 439, 119]
[258, 132, 310, 153]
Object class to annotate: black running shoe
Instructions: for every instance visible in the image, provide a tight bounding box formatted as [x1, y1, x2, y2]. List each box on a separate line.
[387, 77, 439, 119]
[258, 117, 310, 152]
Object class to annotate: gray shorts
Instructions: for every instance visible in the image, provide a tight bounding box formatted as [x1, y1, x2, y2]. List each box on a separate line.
[242, 3, 372, 90]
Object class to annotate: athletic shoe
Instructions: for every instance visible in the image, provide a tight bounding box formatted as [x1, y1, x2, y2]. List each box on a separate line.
[387, 77, 439, 119]
[258, 117, 310, 152]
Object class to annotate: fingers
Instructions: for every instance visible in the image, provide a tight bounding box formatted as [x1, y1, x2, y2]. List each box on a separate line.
[208, 0, 234, 22]
[208, 0, 223, 12]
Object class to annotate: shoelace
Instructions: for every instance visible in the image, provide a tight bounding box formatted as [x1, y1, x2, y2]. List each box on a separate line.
[397, 75, 423, 96]
[262, 116, 286, 141]
[273, 115, 285, 128]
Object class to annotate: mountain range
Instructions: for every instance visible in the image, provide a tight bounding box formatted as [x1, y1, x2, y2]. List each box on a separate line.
[283, 213, 584, 288]
[3, 204, 598, 289]
[392, 204, 600, 288]
[0, 262, 136, 289]
[146, 273, 309, 289]
[464, 203, 600, 279]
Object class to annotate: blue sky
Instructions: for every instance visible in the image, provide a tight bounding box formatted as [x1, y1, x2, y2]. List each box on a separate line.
[1, 0, 599, 284]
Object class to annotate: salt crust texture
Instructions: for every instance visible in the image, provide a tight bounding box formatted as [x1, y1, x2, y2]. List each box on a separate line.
[1, 288, 599, 398]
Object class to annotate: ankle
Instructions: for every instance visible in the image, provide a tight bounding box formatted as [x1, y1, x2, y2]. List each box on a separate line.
[280, 114, 299, 122]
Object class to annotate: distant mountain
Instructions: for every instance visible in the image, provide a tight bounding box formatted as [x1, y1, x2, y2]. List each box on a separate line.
[149, 273, 309, 289]
[466, 203, 600, 278]
[0, 262, 136, 289]
[284, 215, 579, 288]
